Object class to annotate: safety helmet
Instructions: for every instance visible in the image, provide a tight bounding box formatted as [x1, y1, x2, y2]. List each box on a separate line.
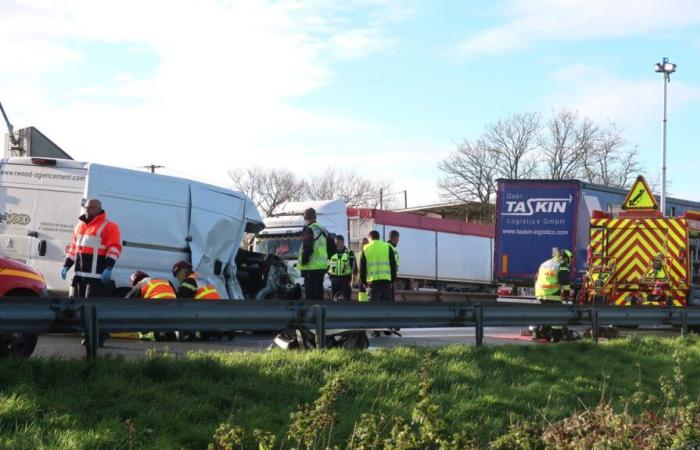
[561, 249, 572, 259]
[130, 270, 149, 286]
[172, 260, 192, 277]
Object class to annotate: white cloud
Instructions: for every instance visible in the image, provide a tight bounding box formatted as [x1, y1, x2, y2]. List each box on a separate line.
[455, 0, 700, 58]
[542, 64, 700, 134]
[1, 0, 446, 206]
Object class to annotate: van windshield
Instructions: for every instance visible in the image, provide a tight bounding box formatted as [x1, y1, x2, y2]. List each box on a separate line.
[254, 236, 302, 260]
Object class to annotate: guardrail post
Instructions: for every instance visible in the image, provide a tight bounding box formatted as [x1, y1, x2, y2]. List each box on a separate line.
[590, 309, 599, 344]
[474, 304, 483, 346]
[314, 304, 326, 350]
[82, 303, 98, 361]
[681, 309, 688, 338]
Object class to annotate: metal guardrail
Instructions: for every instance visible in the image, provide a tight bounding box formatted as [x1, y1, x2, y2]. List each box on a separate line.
[1, 297, 700, 360]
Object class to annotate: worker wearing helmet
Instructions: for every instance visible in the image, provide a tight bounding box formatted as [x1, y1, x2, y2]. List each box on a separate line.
[171, 260, 221, 300]
[125, 271, 177, 299]
[534, 248, 572, 342]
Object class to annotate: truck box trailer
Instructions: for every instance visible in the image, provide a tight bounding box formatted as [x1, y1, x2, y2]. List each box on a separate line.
[494, 178, 700, 296]
[0, 157, 298, 299]
[347, 208, 494, 290]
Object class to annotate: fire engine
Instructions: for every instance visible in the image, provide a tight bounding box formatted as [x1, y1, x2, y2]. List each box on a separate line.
[579, 176, 700, 307]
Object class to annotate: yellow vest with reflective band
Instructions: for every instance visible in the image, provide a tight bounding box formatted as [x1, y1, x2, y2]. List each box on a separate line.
[358, 290, 368, 302]
[329, 248, 352, 276]
[388, 242, 400, 270]
[364, 240, 392, 282]
[297, 223, 328, 271]
[535, 257, 566, 301]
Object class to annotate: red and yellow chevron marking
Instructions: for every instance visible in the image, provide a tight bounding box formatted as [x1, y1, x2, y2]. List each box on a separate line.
[587, 217, 688, 306]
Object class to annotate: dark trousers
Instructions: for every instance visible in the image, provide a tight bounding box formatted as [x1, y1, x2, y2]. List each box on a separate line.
[303, 270, 326, 301]
[368, 280, 392, 302]
[70, 277, 108, 298]
[330, 275, 352, 302]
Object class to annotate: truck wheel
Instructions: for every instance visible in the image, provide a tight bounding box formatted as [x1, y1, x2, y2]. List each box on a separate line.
[0, 332, 38, 358]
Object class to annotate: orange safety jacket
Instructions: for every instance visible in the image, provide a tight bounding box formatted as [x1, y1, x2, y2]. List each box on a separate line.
[178, 272, 221, 300]
[65, 212, 122, 279]
[139, 278, 177, 299]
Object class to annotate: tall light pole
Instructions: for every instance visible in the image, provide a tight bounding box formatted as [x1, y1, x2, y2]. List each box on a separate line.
[654, 57, 676, 215]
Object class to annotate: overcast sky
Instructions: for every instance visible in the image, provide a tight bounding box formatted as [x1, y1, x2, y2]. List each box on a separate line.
[2, 0, 699, 206]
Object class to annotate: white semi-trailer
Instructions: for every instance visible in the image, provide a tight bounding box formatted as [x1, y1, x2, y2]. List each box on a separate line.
[347, 208, 494, 291]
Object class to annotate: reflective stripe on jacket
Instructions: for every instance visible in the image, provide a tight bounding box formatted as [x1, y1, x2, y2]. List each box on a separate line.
[195, 285, 221, 300]
[363, 240, 392, 282]
[297, 222, 328, 271]
[67, 212, 122, 279]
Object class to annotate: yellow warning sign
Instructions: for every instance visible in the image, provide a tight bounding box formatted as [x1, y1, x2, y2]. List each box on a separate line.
[622, 175, 658, 210]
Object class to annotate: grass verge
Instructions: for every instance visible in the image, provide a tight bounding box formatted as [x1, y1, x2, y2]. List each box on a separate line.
[0, 336, 699, 449]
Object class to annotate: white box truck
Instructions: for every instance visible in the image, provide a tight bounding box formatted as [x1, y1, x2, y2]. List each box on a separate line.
[0, 157, 299, 299]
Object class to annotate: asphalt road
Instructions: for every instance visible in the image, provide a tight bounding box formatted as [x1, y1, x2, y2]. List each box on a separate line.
[31, 327, 539, 359]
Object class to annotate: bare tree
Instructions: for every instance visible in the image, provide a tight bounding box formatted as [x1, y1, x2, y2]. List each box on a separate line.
[483, 112, 540, 179]
[228, 167, 306, 216]
[305, 167, 391, 208]
[581, 124, 642, 188]
[437, 139, 498, 218]
[539, 109, 597, 180]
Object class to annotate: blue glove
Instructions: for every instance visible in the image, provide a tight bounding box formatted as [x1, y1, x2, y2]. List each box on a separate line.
[60, 266, 69, 280]
[101, 268, 112, 282]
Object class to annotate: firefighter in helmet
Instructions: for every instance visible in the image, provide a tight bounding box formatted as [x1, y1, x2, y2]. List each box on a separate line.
[171, 260, 221, 300]
[534, 248, 572, 342]
[125, 271, 177, 299]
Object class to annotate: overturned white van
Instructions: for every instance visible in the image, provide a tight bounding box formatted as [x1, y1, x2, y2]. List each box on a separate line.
[0, 157, 299, 300]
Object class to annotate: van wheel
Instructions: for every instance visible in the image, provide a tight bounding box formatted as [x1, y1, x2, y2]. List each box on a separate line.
[0, 332, 38, 358]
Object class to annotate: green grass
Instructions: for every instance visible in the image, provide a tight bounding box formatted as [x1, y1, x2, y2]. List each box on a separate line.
[0, 336, 699, 449]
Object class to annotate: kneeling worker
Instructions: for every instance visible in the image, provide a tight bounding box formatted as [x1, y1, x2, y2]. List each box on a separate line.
[171, 260, 221, 299]
[126, 271, 177, 299]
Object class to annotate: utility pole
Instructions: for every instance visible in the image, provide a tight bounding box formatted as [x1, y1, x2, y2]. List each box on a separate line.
[142, 164, 165, 174]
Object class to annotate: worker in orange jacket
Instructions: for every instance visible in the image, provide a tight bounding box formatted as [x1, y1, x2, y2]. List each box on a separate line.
[171, 260, 221, 299]
[61, 198, 122, 298]
[125, 271, 177, 299]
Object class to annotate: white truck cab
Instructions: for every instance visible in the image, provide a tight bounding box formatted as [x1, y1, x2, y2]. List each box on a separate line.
[0, 157, 296, 299]
[254, 200, 348, 284]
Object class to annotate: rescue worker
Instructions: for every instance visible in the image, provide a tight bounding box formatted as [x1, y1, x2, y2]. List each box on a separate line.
[534, 249, 571, 342]
[171, 260, 221, 299]
[643, 255, 669, 305]
[61, 198, 122, 298]
[328, 235, 354, 302]
[125, 271, 177, 299]
[125, 271, 177, 341]
[356, 237, 370, 302]
[359, 230, 397, 302]
[386, 229, 400, 301]
[297, 208, 329, 301]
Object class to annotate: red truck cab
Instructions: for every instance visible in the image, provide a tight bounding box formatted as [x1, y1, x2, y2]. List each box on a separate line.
[0, 257, 46, 357]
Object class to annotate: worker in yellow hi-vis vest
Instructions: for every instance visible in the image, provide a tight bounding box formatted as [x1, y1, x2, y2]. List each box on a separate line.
[534, 249, 571, 342]
[359, 230, 397, 302]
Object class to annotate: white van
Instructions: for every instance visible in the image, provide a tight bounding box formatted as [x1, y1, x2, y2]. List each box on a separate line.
[0, 157, 296, 299]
